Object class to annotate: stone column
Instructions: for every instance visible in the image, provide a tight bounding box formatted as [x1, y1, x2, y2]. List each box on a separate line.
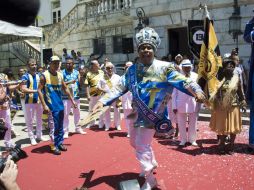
[109, 0, 112, 12]
[101, 0, 104, 13]
[104, 0, 108, 12]
[116, 0, 119, 10]
[129, 0, 132, 7]
[97, 2, 100, 14]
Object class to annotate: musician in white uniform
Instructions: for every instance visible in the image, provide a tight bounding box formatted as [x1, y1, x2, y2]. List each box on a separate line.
[97, 62, 121, 131]
[172, 59, 200, 146]
[0, 74, 23, 148]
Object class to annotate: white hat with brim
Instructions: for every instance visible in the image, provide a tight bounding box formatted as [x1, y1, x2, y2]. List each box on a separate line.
[181, 59, 192, 67]
[175, 54, 183, 60]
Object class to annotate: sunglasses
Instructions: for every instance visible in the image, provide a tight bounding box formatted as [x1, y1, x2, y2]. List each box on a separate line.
[106, 67, 113, 70]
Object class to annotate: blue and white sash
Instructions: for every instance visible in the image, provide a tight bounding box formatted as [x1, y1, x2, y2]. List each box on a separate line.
[128, 64, 172, 133]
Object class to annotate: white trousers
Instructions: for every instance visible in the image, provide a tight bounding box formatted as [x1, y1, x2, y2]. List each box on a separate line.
[123, 108, 132, 135]
[0, 109, 12, 147]
[167, 99, 177, 124]
[88, 96, 103, 126]
[177, 112, 198, 143]
[129, 126, 156, 173]
[20, 98, 27, 121]
[25, 103, 43, 139]
[63, 99, 80, 133]
[103, 102, 121, 129]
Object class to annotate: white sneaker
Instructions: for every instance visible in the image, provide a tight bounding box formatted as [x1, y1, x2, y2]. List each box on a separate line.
[63, 133, 69, 139]
[127, 134, 130, 138]
[105, 128, 109, 131]
[191, 141, 198, 147]
[75, 128, 86, 135]
[139, 162, 158, 177]
[86, 125, 91, 129]
[152, 161, 158, 169]
[141, 173, 158, 190]
[30, 138, 37, 146]
[116, 126, 121, 131]
[36, 136, 48, 141]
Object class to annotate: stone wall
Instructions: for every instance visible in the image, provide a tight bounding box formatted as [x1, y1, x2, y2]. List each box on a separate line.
[0, 44, 26, 76]
[45, 0, 254, 68]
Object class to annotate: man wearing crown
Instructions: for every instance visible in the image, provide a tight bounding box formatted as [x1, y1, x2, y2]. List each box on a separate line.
[93, 27, 206, 189]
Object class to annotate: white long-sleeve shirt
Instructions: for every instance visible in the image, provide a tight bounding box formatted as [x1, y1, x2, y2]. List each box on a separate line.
[97, 73, 121, 93]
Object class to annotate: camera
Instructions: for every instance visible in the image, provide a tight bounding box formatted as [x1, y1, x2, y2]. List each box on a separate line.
[0, 145, 28, 173]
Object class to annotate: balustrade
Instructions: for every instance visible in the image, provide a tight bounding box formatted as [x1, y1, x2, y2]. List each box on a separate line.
[44, 0, 132, 46]
[12, 41, 41, 64]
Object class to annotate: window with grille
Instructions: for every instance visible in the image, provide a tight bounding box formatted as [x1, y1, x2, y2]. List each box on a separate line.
[113, 36, 124, 53]
[93, 38, 106, 54]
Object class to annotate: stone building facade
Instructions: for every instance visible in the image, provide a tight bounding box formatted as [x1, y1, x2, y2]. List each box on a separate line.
[40, 0, 253, 70]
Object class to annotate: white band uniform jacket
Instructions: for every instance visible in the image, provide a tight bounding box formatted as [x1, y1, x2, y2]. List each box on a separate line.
[172, 71, 200, 113]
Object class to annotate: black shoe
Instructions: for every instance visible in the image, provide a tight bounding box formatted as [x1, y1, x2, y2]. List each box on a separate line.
[53, 148, 61, 155]
[58, 144, 67, 151]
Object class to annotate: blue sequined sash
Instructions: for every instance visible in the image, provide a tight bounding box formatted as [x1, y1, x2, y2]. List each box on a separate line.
[128, 65, 172, 133]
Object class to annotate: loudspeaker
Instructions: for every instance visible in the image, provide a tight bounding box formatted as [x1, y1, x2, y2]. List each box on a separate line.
[43, 48, 53, 65]
[122, 38, 134, 54]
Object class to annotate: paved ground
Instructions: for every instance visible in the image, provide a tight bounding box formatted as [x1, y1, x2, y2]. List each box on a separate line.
[0, 103, 89, 151]
[0, 99, 253, 190]
[16, 120, 254, 190]
[0, 98, 250, 151]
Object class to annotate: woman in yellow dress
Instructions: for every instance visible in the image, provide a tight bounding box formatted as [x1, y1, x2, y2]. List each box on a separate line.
[210, 55, 247, 154]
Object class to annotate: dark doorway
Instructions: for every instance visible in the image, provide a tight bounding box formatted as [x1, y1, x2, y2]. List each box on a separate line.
[168, 27, 192, 60]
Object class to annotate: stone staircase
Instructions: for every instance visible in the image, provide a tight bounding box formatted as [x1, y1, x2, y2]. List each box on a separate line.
[0, 40, 41, 74]
[79, 98, 250, 125]
[10, 40, 41, 64]
[44, 0, 133, 49]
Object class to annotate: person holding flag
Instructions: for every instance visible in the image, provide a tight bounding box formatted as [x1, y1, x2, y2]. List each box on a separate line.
[209, 54, 247, 154]
[197, 5, 222, 101]
[198, 5, 247, 154]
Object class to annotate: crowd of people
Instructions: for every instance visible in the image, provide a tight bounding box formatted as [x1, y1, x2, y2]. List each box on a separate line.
[0, 25, 252, 190]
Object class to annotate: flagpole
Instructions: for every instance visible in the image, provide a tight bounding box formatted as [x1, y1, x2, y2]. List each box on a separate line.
[203, 5, 210, 19]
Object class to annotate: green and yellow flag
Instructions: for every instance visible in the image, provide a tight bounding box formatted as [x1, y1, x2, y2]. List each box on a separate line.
[198, 15, 222, 101]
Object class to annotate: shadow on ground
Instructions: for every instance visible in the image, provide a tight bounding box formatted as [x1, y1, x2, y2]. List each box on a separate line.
[15, 138, 31, 146]
[31, 143, 72, 154]
[13, 122, 26, 126]
[108, 132, 128, 139]
[79, 170, 148, 189]
[157, 138, 254, 156]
